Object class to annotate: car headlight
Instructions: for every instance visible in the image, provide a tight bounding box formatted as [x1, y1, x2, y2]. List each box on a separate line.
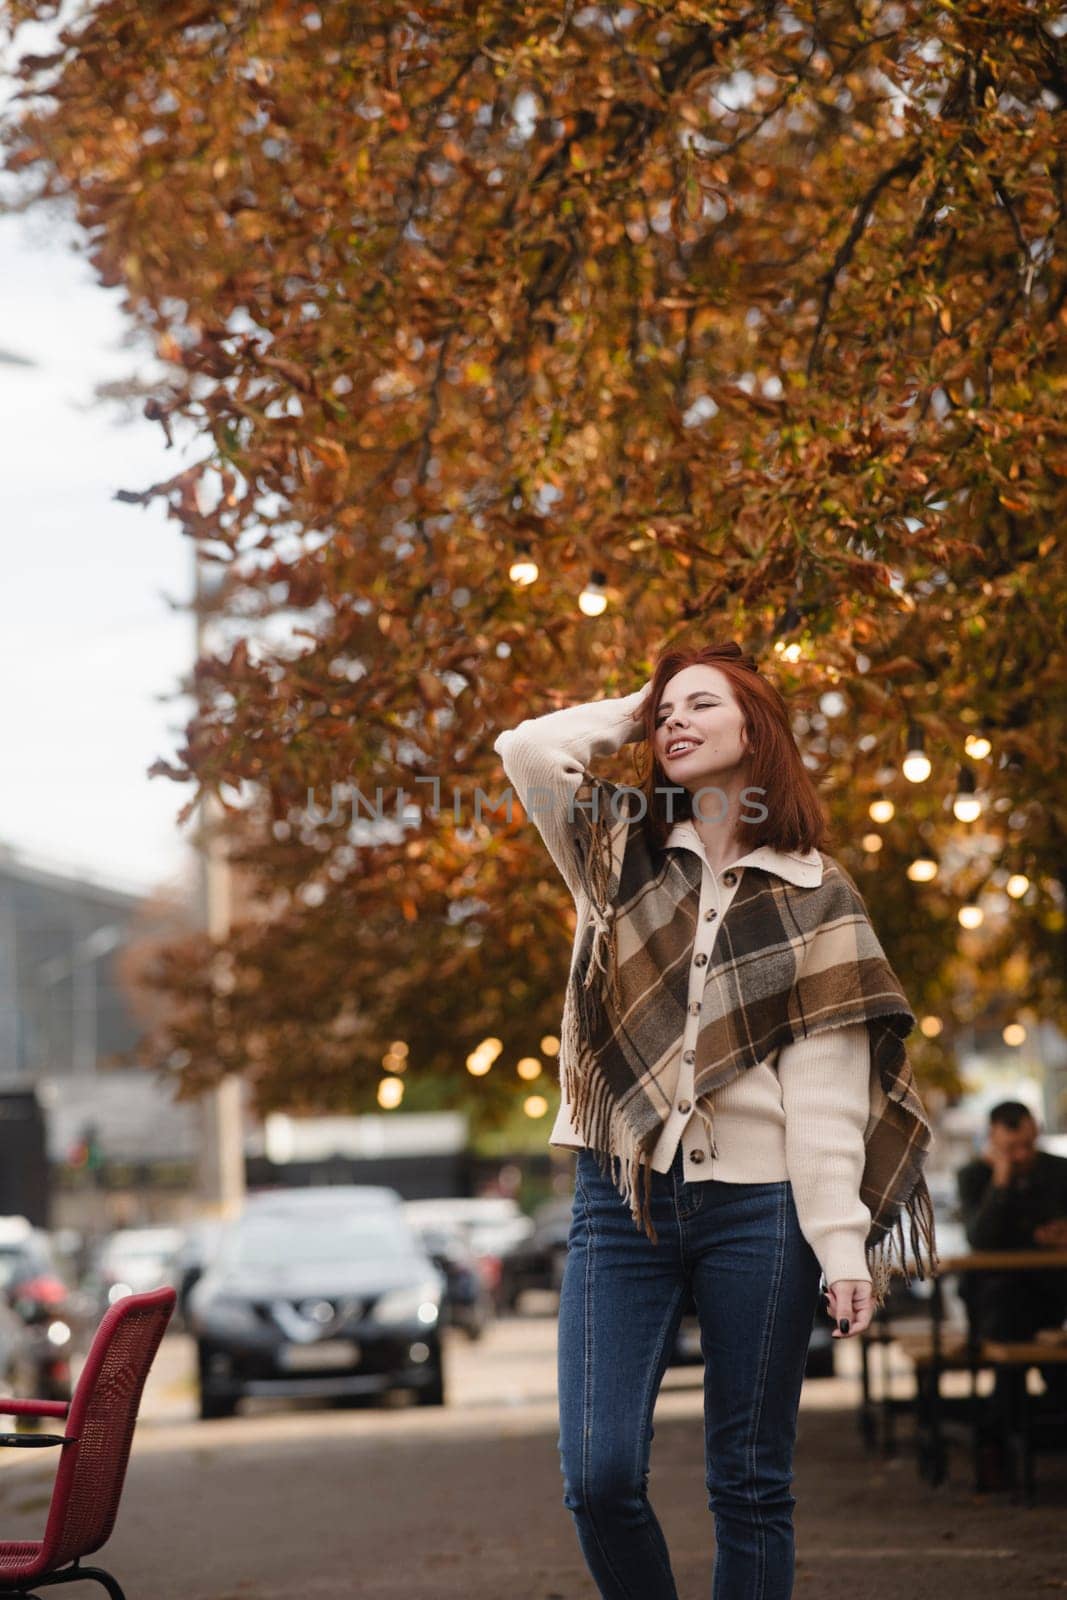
[192, 1293, 259, 1334]
[373, 1281, 441, 1326]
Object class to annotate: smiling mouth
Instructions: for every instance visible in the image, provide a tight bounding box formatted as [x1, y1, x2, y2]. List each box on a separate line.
[666, 741, 701, 758]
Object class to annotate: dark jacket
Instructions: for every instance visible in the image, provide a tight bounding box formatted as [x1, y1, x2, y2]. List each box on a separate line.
[956, 1149, 1067, 1252]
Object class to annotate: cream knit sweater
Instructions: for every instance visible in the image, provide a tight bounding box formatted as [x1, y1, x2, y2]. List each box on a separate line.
[493, 685, 874, 1287]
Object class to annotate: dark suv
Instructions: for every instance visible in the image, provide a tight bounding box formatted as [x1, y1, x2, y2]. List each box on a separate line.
[188, 1191, 447, 1418]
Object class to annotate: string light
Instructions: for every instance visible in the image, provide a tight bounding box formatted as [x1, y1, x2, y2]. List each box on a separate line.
[907, 856, 939, 882]
[1006, 873, 1029, 898]
[466, 1037, 503, 1076]
[902, 723, 931, 783]
[509, 542, 539, 587]
[952, 764, 982, 823]
[919, 1016, 943, 1038]
[516, 1057, 542, 1081]
[869, 797, 895, 824]
[578, 569, 609, 617]
[523, 1094, 549, 1119]
[377, 1076, 404, 1108]
[958, 903, 984, 929]
[862, 833, 883, 853]
[964, 731, 991, 760]
[1002, 1022, 1027, 1047]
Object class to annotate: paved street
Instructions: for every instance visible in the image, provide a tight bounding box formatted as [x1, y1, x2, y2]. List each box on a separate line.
[1, 1298, 1064, 1599]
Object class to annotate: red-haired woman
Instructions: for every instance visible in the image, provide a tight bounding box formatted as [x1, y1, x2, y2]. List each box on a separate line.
[493, 642, 935, 1600]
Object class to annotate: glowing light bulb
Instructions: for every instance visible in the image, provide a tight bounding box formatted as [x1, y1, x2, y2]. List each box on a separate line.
[509, 545, 539, 586]
[919, 1015, 943, 1038]
[466, 1036, 502, 1076]
[1006, 874, 1029, 899]
[952, 765, 982, 823]
[907, 857, 939, 882]
[517, 1057, 542, 1081]
[958, 903, 984, 929]
[377, 1076, 404, 1108]
[869, 798, 895, 824]
[964, 732, 991, 760]
[903, 722, 931, 782]
[578, 569, 609, 617]
[862, 833, 883, 853]
[523, 1094, 549, 1119]
[1002, 1022, 1026, 1047]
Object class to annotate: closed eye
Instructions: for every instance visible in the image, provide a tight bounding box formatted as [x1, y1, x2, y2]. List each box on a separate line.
[657, 700, 716, 727]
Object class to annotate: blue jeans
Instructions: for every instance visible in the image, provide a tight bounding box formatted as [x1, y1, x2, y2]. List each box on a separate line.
[557, 1142, 822, 1600]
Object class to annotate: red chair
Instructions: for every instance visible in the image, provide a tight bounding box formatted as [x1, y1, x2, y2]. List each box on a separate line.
[0, 1286, 176, 1600]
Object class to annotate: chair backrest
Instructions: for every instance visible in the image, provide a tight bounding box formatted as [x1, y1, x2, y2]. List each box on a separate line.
[38, 1286, 176, 1570]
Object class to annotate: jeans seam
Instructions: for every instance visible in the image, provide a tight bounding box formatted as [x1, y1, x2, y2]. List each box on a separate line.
[633, 1282, 687, 1594]
[577, 1162, 638, 1599]
[741, 1181, 787, 1600]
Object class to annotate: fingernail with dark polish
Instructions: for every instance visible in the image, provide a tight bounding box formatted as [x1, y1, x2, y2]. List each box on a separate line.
[838, 1318, 849, 1333]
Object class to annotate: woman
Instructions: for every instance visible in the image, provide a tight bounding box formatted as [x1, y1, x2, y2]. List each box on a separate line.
[493, 641, 937, 1600]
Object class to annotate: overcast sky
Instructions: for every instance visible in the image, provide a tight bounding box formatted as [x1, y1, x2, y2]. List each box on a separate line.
[0, 203, 198, 898]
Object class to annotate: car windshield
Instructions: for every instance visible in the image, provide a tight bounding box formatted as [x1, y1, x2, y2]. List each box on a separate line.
[220, 1213, 416, 1270]
[102, 1232, 181, 1264]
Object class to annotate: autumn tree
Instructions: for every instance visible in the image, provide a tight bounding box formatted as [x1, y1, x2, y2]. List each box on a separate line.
[4, 1, 1065, 1127]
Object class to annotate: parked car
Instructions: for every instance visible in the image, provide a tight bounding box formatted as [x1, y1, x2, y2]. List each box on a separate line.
[0, 1292, 32, 1413]
[408, 1221, 495, 1340]
[0, 1217, 54, 1297]
[187, 1196, 447, 1419]
[0, 1218, 80, 1415]
[87, 1226, 185, 1314]
[403, 1198, 534, 1309]
[176, 1219, 231, 1325]
[242, 1183, 405, 1218]
[496, 1198, 573, 1310]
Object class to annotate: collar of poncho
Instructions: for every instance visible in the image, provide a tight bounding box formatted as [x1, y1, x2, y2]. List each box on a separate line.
[559, 774, 939, 1309]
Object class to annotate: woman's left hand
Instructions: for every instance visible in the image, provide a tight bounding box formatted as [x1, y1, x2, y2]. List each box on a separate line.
[824, 1279, 874, 1338]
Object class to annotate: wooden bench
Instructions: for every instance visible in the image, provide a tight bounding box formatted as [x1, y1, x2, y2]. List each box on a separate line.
[934, 1251, 1067, 1503]
[859, 1249, 1067, 1503]
[859, 1316, 976, 1465]
[974, 1339, 1067, 1504]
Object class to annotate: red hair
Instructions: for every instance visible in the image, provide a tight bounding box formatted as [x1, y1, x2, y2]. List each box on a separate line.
[632, 642, 832, 855]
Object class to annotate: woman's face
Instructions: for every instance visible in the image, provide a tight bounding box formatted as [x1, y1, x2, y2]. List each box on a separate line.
[652, 665, 750, 793]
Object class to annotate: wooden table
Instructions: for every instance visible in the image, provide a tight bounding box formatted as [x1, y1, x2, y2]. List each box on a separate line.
[925, 1248, 1067, 1500]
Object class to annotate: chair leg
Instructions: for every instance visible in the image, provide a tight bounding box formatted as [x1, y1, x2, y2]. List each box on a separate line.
[858, 1335, 876, 1451]
[1019, 1375, 1036, 1508]
[22, 1566, 127, 1600]
[968, 1361, 984, 1493]
[881, 1336, 896, 1457]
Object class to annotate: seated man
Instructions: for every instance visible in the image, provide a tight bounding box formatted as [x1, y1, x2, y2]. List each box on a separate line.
[956, 1100, 1067, 1457]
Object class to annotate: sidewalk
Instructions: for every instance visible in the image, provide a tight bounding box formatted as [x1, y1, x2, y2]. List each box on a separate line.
[0, 1331, 1062, 1598]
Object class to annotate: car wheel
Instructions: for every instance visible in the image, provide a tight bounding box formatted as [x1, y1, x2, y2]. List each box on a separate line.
[198, 1386, 237, 1420]
[463, 1311, 486, 1341]
[415, 1363, 446, 1406]
[196, 1343, 237, 1419]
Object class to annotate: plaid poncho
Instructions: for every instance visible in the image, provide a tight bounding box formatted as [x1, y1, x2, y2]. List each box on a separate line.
[559, 772, 939, 1311]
